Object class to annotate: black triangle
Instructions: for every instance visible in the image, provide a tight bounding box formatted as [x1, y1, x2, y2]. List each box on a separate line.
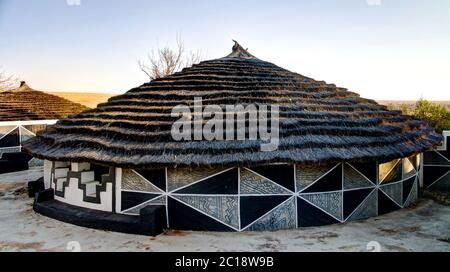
[168, 197, 234, 231]
[0, 128, 20, 148]
[423, 166, 450, 188]
[297, 197, 340, 227]
[441, 150, 450, 161]
[423, 150, 450, 166]
[440, 136, 450, 159]
[402, 176, 416, 205]
[378, 189, 400, 215]
[135, 169, 166, 191]
[248, 164, 295, 192]
[176, 168, 238, 194]
[343, 188, 373, 219]
[121, 191, 160, 211]
[429, 172, 450, 191]
[348, 162, 377, 183]
[302, 165, 342, 193]
[240, 195, 290, 228]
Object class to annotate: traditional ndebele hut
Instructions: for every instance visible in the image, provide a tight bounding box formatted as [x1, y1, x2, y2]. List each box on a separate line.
[24, 42, 442, 235]
[0, 82, 87, 173]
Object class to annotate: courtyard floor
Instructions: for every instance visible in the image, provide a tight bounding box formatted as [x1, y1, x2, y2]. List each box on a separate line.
[0, 168, 449, 252]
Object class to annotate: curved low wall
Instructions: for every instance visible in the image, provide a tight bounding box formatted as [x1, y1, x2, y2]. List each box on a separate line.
[118, 159, 419, 231]
[43, 156, 420, 232]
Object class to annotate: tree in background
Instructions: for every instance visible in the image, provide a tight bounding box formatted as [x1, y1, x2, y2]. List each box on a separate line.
[0, 69, 18, 91]
[138, 35, 202, 80]
[413, 99, 450, 133]
[391, 99, 450, 133]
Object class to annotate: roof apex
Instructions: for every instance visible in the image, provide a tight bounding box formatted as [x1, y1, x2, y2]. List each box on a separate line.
[9, 81, 34, 92]
[225, 40, 256, 59]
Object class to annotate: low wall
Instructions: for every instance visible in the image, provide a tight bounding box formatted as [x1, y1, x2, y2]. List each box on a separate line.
[115, 157, 419, 231]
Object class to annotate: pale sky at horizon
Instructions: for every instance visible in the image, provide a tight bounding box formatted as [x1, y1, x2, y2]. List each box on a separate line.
[0, 0, 449, 100]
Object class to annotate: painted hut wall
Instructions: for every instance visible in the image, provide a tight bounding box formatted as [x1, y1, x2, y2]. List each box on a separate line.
[0, 120, 57, 168]
[43, 160, 52, 189]
[115, 159, 419, 231]
[423, 131, 450, 191]
[54, 179, 113, 212]
[49, 162, 114, 212]
[115, 168, 122, 213]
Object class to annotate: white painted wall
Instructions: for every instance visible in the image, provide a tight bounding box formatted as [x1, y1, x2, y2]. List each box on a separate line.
[43, 160, 52, 189]
[115, 168, 122, 213]
[51, 162, 114, 212]
[55, 177, 113, 212]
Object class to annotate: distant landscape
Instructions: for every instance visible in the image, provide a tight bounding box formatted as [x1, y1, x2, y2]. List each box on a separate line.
[378, 100, 450, 111]
[47, 92, 450, 111]
[49, 92, 115, 108]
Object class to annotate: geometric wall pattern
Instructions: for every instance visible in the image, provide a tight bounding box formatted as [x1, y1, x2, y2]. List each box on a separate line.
[0, 124, 45, 167]
[121, 169, 165, 215]
[423, 133, 450, 192]
[48, 162, 114, 213]
[119, 156, 420, 231]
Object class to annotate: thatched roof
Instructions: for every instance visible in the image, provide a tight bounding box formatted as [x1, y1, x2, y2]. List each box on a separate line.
[0, 82, 88, 121]
[23, 42, 442, 168]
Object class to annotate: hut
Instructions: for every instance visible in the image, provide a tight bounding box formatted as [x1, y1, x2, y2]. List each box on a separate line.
[423, 131, 450, 191]
[23, 42, 442, 235]
[0, 81, 87, 173]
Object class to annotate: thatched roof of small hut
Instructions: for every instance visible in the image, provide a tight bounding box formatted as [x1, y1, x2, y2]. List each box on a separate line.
[23, 42, 442, 168]
[0, 82, 88, 121]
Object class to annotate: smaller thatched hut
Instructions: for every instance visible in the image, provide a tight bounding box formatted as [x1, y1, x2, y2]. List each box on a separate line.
[0, 81, 87, 173]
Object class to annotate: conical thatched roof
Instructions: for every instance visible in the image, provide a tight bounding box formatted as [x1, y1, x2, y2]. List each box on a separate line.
[23, 42, 442, 168]
[0, 82, 88, 121]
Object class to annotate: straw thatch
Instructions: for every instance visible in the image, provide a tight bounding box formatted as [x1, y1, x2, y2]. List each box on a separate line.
[23, 42, 442, 168]
[0, 82, 88, 121]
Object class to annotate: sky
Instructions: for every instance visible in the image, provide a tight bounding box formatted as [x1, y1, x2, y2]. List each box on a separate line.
[0, 0, 449, 100]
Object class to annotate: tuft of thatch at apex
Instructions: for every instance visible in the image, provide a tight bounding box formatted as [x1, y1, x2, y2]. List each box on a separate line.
[23, 42, 442, 169]
[0, 82, 88, 121]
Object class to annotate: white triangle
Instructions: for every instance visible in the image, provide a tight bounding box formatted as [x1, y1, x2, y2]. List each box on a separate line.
[172, 195, 239, 229]
[344, 163, 375, 189]
[240, 168, 291, 194]
[246, 197, 296, 231]
[380, 182, 402, 206]
[121, 169, 164, 193]
[301, 191, 343, 221]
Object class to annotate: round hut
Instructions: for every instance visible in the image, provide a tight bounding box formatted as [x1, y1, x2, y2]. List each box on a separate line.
[0, 81, 88, 173]
[23, 42, 442, 234]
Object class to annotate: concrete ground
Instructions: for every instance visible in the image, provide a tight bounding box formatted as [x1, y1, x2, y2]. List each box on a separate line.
[0, 168, 449, 252]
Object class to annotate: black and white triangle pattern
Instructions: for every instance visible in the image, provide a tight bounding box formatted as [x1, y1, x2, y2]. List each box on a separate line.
[119, 157, 420, 231]
[423, 133, 450, 191]
[0, 125, 44, 167]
